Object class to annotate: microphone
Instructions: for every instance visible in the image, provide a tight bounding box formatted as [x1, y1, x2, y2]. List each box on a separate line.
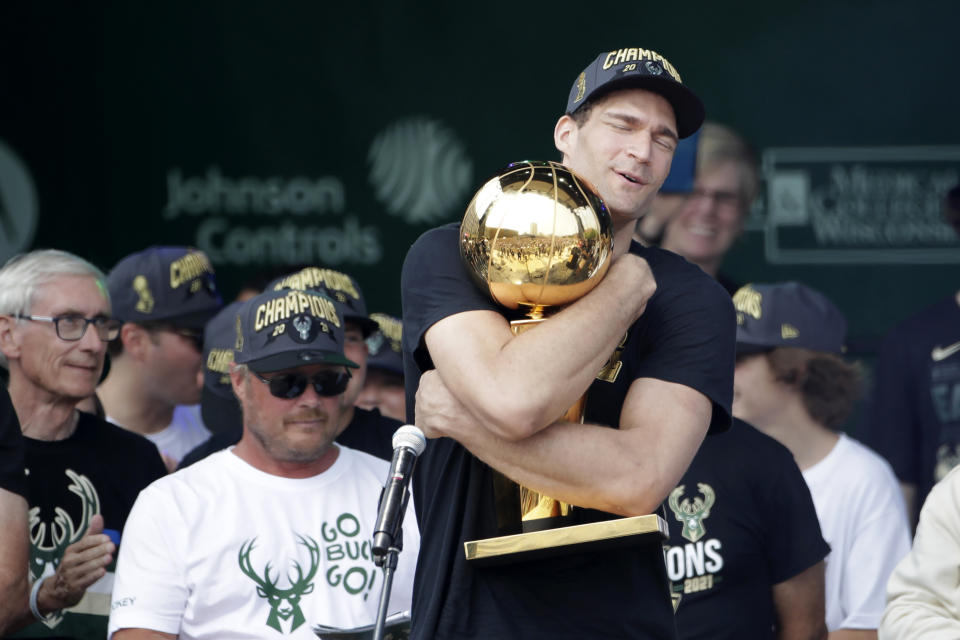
[372, 425, 426, 560]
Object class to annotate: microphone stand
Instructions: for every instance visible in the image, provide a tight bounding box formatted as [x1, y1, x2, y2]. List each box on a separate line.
[372, 484, 410, 640]
[371, 425, 424, 640]
[372, 533, 402, 640]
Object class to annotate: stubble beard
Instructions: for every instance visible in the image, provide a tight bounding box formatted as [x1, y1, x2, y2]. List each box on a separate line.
[247, 406, 337, 464]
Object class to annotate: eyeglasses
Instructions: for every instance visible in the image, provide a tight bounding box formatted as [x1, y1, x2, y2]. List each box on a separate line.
[687, 188, 742, 210]
[252, 369, 352, 399]
[16, 314, 121, 342]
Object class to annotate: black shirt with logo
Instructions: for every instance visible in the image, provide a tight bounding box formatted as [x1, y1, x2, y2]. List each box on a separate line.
[10, 412, 166, 640]
[858, 295, 960, 523]
[666, 419, 829, 639]
[401, 223, 735, 640]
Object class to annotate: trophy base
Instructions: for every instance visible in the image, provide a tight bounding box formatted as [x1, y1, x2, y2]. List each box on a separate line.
[464, 513, 668, 567]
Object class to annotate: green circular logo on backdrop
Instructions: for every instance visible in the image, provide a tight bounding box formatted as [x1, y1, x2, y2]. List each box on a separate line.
[0, 140, 38, 263]
[368, 117, 473, 225]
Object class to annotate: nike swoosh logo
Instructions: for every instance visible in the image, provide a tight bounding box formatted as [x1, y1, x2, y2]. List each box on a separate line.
[932, 341, 960, 362]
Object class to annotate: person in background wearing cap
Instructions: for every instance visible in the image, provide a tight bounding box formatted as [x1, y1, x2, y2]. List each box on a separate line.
[97, 246, 223, 471]
[732, 281, 911, 639]
[0, 249, 167, 639]
[174, 300, 246, 469]
[108, 289, 419, 639]
[177, 268, 404, 468]
[356, 313, 406, 423]
[405, 47, 735, 639]
[858, 184, 960, 530]
[640, 122, 760, 295]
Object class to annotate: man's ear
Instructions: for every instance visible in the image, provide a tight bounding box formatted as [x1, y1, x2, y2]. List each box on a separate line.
[0, 316, 21, 360]
[554, 114, 579, 160]
[229, 363, 247, 403]
[120, 323, 149, 360]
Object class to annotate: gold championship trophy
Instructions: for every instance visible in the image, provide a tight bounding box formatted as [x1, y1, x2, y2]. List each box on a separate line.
[460, 160, 667, 565]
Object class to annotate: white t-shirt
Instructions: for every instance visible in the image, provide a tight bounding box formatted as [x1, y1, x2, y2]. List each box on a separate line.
[803, 433, 911, 631]
[108, 446, 419, 639]
[107, 404, 210, 466]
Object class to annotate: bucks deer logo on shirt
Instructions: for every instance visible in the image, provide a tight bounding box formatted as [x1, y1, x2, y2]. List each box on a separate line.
[668, 483, 715, 543]
[238, 534, 320, 633]
[27, 469, 101, 628]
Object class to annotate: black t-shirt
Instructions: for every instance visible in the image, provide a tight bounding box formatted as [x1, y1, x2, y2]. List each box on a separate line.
[715, 272, 742, 297]
[401, 223, 735, 640]
[858, 294, 960, 523]
[177, 407, 401, 468]
[666, 420, 829, 639]
[11, 412, 167, 640]
[335, 407, 402, 462]
[0, 386, 26, 498]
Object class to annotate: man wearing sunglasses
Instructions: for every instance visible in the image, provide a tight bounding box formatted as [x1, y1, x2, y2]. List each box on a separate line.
[0, 249, 167, 639]
[108, 288, 419, 639]
[98, 246, 223, 471]
[177, 266, 403, 468]
[267, 267, 398, 461]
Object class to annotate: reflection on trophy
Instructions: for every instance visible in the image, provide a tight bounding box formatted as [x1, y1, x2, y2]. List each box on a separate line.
[459, 161, 667, 564]
[461, 160, 613, 320]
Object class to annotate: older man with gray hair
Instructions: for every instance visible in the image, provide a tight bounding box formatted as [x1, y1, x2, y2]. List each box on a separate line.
[0, 249, 166, 639]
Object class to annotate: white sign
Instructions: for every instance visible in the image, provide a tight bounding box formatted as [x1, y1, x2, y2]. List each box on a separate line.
[761, 146, 960, 264]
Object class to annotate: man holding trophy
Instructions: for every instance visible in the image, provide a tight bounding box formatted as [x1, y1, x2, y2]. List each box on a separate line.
[402, 46, 736, 639]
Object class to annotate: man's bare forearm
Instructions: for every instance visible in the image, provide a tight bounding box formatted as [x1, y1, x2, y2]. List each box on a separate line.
[773, 562, 827, 640]
[417, 372, 710, 515]
[426, 252, 656, 440]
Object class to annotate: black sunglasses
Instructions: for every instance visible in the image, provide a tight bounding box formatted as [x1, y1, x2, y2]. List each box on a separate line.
[252, 369, 351, 399]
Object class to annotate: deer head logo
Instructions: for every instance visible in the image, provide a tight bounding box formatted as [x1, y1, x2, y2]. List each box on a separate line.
[28, 469, 101, 628]
[668, 483, 715, 543]
[238, 534, 320, 633]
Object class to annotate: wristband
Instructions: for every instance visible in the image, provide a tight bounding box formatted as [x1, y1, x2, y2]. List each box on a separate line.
[29, 575, 60, 622]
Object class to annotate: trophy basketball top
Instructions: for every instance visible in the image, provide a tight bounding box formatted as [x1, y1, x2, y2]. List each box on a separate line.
[460, 161, 614, 319]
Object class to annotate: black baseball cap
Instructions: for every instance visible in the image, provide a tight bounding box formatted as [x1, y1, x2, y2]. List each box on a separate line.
[203, 300, 243, 400]
[233, 289, 358, 374]
[201, 300, 243, 434]
[733, 282, 847, 356]
[566, 47, 705, 139]
[267, 267, 379, 338]
[108, 246, 222, 329]
[365, 313, 403, 376]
